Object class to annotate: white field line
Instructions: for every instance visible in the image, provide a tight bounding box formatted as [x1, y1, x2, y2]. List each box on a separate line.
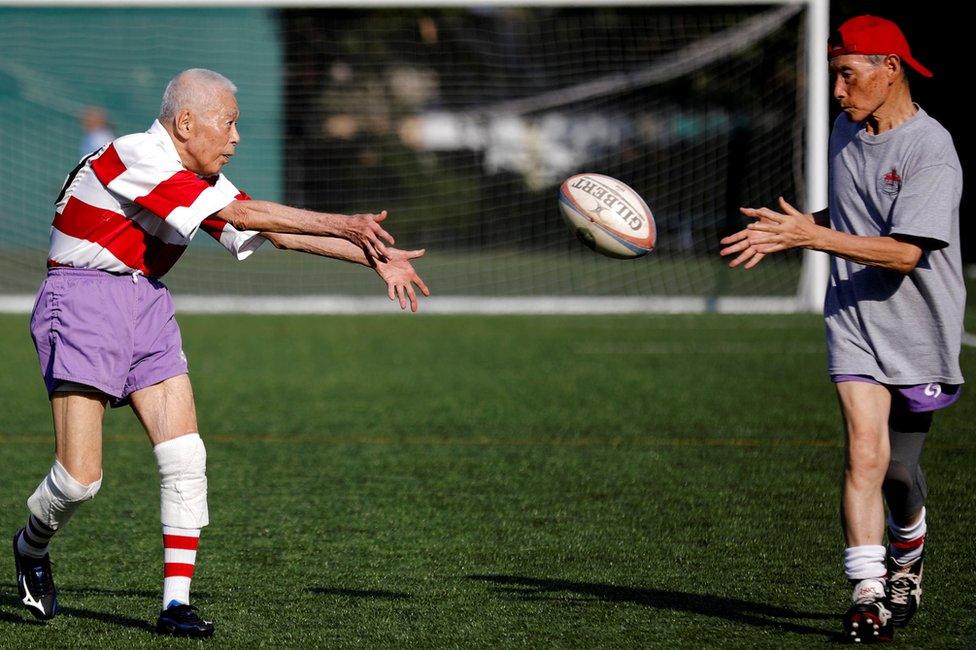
[1, 294, 807, 315]
[3, 294, 972, 345]
[2, 431, 973, 450]
[576, 342, 824, 354]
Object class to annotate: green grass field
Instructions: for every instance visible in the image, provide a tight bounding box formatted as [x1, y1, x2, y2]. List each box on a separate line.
[0, 248, 803, 297]
[1, 313, 974, 648]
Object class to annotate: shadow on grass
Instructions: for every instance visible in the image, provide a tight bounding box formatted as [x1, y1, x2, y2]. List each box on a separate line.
[307, 587, 412, 600]
[58, 586, 159, 599]
[0, 586, 155, 631]
[58, 606, 155, 632]
[0, 591, 44, 625]
[468, 574, 839, 639]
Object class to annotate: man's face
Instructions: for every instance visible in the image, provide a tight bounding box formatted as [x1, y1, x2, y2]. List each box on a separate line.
[830, 54, 892, 123]
[185, 89, 240, 177]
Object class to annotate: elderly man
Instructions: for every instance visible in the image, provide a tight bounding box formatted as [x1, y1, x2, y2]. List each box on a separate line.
[720, 15, 963, 644]
[12, 68, 429, 638]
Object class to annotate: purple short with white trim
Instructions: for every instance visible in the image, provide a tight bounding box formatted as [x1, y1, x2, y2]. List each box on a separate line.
[29, 268, 188, 407]
[832, 374, 961, 413]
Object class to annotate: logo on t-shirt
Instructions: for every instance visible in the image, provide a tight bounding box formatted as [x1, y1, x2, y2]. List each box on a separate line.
[880, 167, 902, 197]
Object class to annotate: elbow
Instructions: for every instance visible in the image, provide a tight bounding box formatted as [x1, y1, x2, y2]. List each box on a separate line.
[889, 238, 923, 274]
[895, 251, 923, 274]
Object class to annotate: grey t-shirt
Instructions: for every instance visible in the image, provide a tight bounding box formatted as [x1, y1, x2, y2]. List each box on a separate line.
[824, 107, 965, 385]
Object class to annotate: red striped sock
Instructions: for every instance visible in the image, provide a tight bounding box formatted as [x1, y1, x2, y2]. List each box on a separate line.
[162, 525, 200, 609]
[890, 533, 926, 566]
[888, 509, 926, 567]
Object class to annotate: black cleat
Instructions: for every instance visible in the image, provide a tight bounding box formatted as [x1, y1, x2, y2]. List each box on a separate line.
[12, 528, 59, 621]
[843, 582, 893, 644]
[156, 603, 215, 638]
[888, 551, 924, 627]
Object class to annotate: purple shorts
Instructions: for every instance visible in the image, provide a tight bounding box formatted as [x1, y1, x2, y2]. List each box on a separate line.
[30, 268, 188, 407]
[832, 374, 961, 413]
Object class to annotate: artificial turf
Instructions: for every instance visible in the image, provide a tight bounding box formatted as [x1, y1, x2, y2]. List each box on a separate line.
[0, 313, 973, 647]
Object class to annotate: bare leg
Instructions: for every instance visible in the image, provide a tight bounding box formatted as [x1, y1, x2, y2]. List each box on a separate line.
[129, 373, 199, 446]
[836, 382, 896, 641]
[837, 381, 891, 547]
[52, 392, 108, 484]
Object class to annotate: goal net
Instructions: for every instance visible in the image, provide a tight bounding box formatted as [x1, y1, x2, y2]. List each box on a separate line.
[0, 2, 821, 313]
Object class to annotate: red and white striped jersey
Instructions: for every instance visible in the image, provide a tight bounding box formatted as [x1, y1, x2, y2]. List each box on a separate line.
[48, 120, 265, 278]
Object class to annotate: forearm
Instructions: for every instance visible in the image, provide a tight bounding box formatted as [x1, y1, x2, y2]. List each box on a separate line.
[262, 232, 371, 267]
[218, 200, 353, 238]
[810, 228, 922, 273]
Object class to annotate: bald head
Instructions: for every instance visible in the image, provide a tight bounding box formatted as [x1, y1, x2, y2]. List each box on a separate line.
[159, 68, 237, 121]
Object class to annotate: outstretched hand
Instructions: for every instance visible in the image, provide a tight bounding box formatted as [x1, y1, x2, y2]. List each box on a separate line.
[373, 247, 431, 312]
[720, 197, 814, 269]
[344, 210, 396, 261]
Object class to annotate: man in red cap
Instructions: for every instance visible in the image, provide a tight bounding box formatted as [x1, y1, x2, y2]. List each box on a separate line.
[720, 15, 963, 644]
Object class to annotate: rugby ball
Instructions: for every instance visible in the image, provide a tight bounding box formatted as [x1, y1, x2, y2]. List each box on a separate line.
[559, 173, 656, 259]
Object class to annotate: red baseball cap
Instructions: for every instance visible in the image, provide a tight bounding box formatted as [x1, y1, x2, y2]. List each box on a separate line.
[828, 15, 932, 78]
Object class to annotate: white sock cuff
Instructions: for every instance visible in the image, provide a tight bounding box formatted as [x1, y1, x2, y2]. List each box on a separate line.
[162, 525, 201, 538]
[51, 460, 102, 501]
[844, 545, 887, 581]
[153, 432, 202, 456]
[27, 459, 102, 531]
[887, 507, 927, 540]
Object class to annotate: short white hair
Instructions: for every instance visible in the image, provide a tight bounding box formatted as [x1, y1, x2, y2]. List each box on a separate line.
[159, 68, 237, 120]
[863, 54, 908, 82]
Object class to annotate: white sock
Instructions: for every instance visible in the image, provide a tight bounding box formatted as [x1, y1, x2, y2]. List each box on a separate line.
[844, 545, 887, 581]
[162, 525, 200, 609]
[888, 507, 926, 567]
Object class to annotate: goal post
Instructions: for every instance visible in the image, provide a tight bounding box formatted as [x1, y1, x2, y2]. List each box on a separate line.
[0, 0, 829, 314]
[797, 0, 831, 312]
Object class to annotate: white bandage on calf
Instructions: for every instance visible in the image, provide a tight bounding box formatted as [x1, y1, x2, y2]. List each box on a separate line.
[154, 433, 209, 529]
[27, 460, 102, 531]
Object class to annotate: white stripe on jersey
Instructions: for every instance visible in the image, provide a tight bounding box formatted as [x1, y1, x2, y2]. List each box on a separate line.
[166, 186, 240, 238]
[49, 228, 134, 274]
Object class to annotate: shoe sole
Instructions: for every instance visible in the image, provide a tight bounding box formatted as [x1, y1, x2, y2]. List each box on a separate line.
[156, 622, 215, 638]
[845, 610, 893, 644]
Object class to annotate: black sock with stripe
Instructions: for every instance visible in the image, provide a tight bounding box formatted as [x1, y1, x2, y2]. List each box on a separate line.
[17, 515, 56, 559]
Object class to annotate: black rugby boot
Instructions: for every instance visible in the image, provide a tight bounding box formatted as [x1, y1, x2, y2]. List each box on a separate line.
[156, 603, 215, 638]
[12, 528, 59, 621]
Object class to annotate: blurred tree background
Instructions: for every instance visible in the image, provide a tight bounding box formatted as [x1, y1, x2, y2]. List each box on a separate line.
[278, 4, 971, 264]
[278, 6, 804, 258]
